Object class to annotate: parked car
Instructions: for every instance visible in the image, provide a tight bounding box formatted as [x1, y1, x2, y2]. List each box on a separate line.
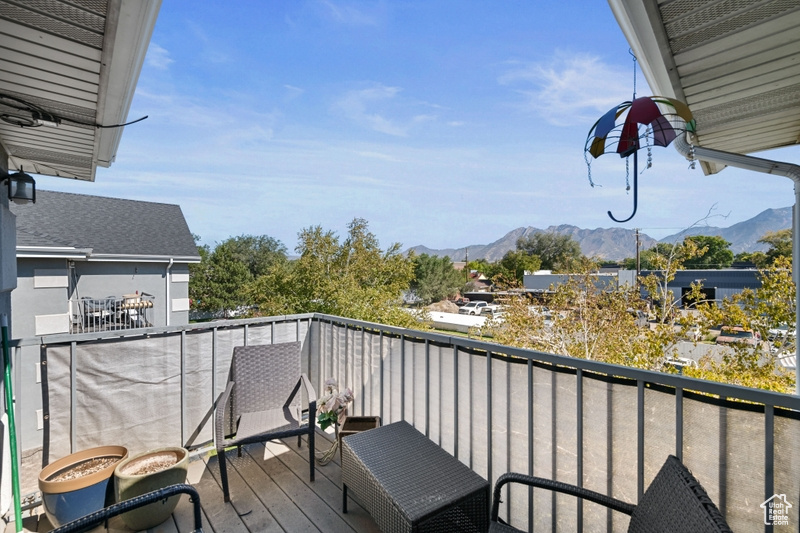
[458, 301, 498, 316]
[528, 306, 552, 320]
[627, 308, 649, 328]
[664, 357, 698, 373]
[715, 326, 759, 346]
[454, 297, 470, 307]
[768, 324, 796, 341]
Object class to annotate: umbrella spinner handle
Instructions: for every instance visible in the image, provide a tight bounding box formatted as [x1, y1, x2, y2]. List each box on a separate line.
[608, 153, 638, 223]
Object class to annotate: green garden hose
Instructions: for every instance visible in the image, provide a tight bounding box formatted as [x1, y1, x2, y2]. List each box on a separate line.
[1, 315, 21, 532]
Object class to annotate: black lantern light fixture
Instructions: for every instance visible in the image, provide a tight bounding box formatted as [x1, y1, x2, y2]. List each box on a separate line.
[4, 167, 35, 204]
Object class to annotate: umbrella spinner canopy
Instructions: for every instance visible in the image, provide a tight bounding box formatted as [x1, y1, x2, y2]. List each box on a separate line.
[585, 96, 695, 222]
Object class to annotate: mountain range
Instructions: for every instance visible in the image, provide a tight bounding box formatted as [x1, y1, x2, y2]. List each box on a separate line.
[408, 207, 793, 262]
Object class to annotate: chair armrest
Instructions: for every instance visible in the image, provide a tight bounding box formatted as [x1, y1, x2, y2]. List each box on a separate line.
[214, 381, 235, 446]
[284, 373, 317, 407]
[299, 373, 316, 403]
[50, 483, 203, 533]
[490, 472, 635, 522]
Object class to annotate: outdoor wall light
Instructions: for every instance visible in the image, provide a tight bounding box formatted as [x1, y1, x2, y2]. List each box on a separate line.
[4, 168, 35, 204]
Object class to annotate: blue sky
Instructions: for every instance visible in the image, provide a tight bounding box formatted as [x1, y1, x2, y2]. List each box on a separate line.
[37, 1, 799, 253]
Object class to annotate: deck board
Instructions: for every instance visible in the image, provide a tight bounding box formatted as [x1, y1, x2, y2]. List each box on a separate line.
[6, 431, 380, 533]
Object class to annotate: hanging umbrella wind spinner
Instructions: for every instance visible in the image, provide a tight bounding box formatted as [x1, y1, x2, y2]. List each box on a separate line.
[585, 96, 696, 223]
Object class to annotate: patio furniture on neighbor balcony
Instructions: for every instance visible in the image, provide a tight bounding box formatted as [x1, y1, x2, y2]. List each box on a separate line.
[75, 293, 154, 332]
[119, 292, 154, 328]
[489, 455, 732, 533]
[214, 342, 316, 502]
[342, 420, 490, 533]
[80, 296, 116, 330]
[50, 483, 203, 533]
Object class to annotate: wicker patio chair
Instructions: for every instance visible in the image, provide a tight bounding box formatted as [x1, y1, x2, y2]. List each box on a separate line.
[51, 484, 203, 533]
[214, 342, 316, 502]
[490, 455, 733, 533]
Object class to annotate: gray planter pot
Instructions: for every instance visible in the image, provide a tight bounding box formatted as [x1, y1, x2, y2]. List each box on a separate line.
[113, 446, 189, 530]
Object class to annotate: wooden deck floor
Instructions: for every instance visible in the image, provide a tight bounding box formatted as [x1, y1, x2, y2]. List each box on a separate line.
[10, 431, 381, 533]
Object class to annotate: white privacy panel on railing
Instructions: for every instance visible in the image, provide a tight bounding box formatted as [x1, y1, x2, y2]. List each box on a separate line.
[40, 319, 309, 467]
[314, 316, 800, 532]
[19, 314, 800, 532]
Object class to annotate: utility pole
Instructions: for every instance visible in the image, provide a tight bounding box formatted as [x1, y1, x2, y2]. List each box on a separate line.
[464, 247, 469, 283]
[635, 228, 641, 290]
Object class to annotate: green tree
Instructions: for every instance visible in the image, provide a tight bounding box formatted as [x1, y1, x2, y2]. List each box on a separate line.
[686, 256, 795, 393]
[516, 232, 583, 272]
[493, 250, 541, 288]
[488, 258, 668, 367]
[410, 254, 464, 304]
[216, 234, 288, 277]
[192, 244, 252, 313]
[466, 258, 492, 276]
[639, 243, 676, 270]
[759, 229, 792, 265]
[188, 235, 211, 310]
[639, 238, 703, 325]
[249, 218, 417, 327]
[188, 234, 286, 316]
[681, 235, 733, 269]
[734, 251, 769, 268]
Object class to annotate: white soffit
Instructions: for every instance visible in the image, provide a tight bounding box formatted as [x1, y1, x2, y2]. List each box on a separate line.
[0, 0, 161, 181]
[609, 0, 800, 175]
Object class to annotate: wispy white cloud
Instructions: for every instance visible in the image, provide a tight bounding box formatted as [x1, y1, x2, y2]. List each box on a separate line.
[145, 43, 173, 70]
[333, 83, 442, 136]
[499, 52, 636, 126]
[316, 0, 385, 26]
[334, 84, 408, 136]
[283, 85, 305, 101]
[345, 175, 386, 186]
[355, 150, 404, 162]
[186, 20, 231, 64]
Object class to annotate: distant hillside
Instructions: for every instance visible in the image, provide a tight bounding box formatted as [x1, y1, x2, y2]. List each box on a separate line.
[409, 226, 655, 262]
[407, 207, 792, 261]
[660, 207, 792, 254]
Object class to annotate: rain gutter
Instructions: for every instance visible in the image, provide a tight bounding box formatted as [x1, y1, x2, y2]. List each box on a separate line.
[166, 258, 173, 327]
[674, 133, 800, 393]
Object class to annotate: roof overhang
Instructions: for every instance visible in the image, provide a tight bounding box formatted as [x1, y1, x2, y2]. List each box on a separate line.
[16, 247, 200, 263]
[608, 0, 800, 175]
[0, 0, 161, 181]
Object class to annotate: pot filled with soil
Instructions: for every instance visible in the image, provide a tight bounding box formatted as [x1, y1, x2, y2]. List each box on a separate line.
[113, 446, 189, 530]
[38, 445, 128, 528]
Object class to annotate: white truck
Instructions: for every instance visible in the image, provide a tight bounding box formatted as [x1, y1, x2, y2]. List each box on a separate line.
[458, 301, 499, 316]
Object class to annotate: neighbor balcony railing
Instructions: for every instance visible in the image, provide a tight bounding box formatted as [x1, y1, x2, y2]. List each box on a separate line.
[6, 313, 799, 531]
[67, 293, 154, 333]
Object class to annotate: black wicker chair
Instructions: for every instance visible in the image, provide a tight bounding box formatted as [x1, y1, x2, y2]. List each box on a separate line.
[214, 342, 316, 502]
[490, 455, 733, 533]
[51, 484, 203, 533]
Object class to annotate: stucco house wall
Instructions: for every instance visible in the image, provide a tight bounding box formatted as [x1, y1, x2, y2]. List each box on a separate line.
[9, 190, 199, 339]
[11, 259, 192, 339]
[8, 191, 200, 452]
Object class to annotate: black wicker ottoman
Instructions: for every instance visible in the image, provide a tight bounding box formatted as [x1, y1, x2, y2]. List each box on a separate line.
[342, 420, 489, 533]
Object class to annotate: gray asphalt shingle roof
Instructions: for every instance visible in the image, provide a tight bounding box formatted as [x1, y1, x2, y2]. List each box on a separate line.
[11, 190, 200, 259]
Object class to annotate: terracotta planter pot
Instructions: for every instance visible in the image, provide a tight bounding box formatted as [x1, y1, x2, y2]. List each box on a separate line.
[113, 446, 189, 530]
[38, 445, 128, 528]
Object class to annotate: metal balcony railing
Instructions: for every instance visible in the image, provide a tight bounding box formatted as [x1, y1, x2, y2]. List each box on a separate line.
[6, 314, 800, 531]
[69, 293, 154, 333]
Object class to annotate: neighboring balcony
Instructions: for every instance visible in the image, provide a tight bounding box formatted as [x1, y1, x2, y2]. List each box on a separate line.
[68, 293, 154, 334]
[5, 313, 799, 532]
